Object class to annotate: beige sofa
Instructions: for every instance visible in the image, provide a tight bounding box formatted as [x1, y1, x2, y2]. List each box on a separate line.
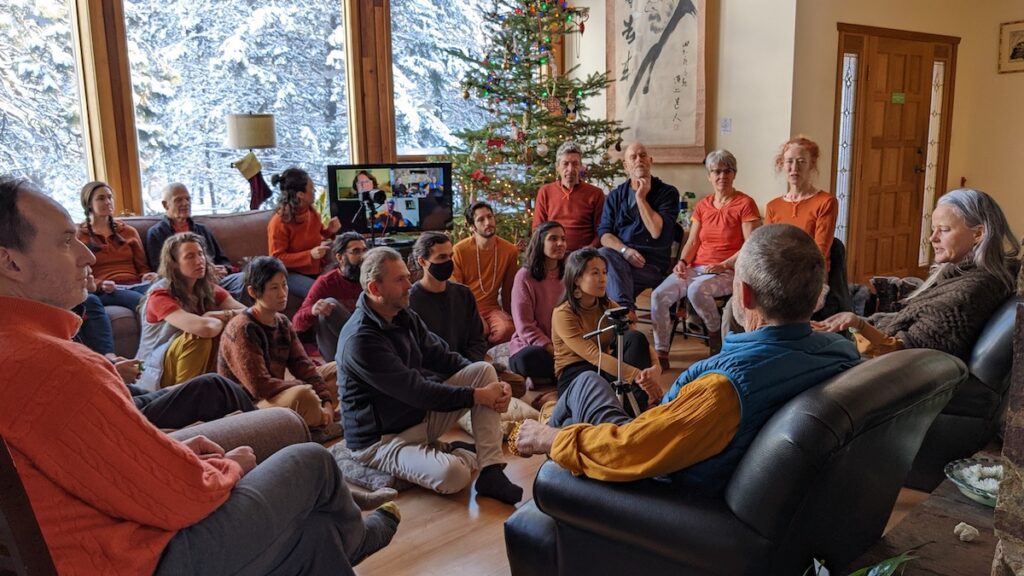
[110, 210, 308, 358]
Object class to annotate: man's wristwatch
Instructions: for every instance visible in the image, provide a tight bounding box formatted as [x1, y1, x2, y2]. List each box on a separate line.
[619, 246, 628, 255]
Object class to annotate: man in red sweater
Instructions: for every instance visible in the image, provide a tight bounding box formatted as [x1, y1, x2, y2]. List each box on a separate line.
[0, 177, 396, 575]
[532, 140, 606, 251]
[293, 231, 367, 360]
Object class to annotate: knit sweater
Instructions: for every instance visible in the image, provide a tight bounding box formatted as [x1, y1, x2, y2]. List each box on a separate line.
[268, 207, 332, 275]
[218, 310, 332, 403]
[77, 220, 151, 284]
[869, 261, 1017, 361]
[292, 268, 363, 333]
[532, 181, 606, 251]
[509, 267, 564, 356]
[0, 297, 242, 576]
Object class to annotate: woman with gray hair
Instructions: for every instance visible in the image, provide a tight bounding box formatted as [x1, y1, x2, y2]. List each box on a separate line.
[649, 149, 761, 366]
[814, 188, 1020, 361]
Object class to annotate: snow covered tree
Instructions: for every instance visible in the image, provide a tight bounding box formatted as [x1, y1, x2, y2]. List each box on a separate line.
[0, 0, 90, 219]
[446, 0, 626, 243]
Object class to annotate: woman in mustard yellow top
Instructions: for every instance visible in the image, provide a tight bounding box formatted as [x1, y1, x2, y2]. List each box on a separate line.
[551, 247, 661, 408]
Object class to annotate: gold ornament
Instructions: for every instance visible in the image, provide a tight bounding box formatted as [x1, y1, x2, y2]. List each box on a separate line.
[462, 88, 470, 99]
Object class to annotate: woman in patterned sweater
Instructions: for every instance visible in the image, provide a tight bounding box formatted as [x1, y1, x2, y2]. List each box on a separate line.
[219, 256, 338, 428]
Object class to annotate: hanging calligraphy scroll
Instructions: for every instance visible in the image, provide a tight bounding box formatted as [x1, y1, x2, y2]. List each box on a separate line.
[606, 0, 706, 163]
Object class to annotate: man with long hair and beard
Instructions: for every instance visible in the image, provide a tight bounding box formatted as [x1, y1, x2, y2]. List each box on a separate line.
[293, 232, 367, 360]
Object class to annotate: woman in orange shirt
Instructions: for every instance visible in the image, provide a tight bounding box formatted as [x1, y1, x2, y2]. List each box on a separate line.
[267, 167, 342, 299]
[763, 136, 838, 267]
[78, 181, 157, 311]
[650, 150, 761, 364]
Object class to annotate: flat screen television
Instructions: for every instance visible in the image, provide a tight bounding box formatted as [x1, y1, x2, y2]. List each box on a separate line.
[326, 162, 453, 235]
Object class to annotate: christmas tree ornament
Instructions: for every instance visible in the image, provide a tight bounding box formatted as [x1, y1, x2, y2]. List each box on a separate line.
[462, 88, 470, 99]
[536, 142, 550, 157]
[614, 138, 622, 152]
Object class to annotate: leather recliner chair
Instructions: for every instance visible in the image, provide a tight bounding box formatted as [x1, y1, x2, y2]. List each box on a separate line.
[504, 349, 965, 575]
[905, 296, 1022, 490]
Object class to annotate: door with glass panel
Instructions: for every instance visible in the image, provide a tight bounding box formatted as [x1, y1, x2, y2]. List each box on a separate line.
[831, 25, 959, 284]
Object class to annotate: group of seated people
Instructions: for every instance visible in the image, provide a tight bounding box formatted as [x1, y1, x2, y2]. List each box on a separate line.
[0, 126, 1019, 573]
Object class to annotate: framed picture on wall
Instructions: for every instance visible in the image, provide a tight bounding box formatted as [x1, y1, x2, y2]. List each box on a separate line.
[999, 20, 1024, 74]
[606, 0, 706, 162]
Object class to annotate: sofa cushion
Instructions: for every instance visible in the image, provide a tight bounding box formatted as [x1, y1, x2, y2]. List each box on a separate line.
[121, 210, 273, 267]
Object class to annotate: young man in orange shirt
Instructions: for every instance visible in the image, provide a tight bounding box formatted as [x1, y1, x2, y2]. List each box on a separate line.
[452, 201, 520, 345]
[0, 176, 396, 575]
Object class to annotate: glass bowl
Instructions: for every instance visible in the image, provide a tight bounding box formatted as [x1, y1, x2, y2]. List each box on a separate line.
[944, 457, 1002, 507]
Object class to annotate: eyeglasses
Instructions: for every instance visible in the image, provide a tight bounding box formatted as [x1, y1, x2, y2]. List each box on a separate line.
[709, 168, 735, 175]
[783, 158, 809, 167]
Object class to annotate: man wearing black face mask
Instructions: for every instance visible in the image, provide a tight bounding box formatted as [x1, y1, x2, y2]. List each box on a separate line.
[293, 232, 367, 360]
[408, 232, 488, 363]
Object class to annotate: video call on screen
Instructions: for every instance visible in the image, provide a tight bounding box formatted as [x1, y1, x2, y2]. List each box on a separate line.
[331, 165, 451, 233]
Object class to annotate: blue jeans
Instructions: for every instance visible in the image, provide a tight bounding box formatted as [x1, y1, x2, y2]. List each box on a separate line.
[598, 247, 666, 309]
[74, 293, 114, 355]
[155, 443, 396, 575]
[97, 284, 150, 311]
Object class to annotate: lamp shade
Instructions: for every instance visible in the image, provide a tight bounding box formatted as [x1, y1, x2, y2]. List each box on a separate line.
[226, 113, 276, 149]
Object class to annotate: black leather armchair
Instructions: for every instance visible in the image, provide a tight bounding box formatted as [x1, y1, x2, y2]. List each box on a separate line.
[905, 296, 1022, 490]
[505, 349, 965, 575]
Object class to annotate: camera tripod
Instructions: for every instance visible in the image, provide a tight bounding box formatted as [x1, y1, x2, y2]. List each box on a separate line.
[583, 307, 645, 418]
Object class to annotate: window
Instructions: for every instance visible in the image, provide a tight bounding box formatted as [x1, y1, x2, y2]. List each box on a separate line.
[123, 0, 351, 215]
[390, 0, 492, 156]
[0, 0, 90, 220]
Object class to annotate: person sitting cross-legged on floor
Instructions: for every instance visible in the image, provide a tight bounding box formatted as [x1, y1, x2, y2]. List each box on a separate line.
[512, 224, 860, 493]
[218, 256, 339, 429]
[0, 176, 397, 576]
[508, 221, 568, 384]
[408, 231, 488, 363]
[292, 231, 367, 361]
[337, 247, 524, 504]
[136, 231, 246, 389]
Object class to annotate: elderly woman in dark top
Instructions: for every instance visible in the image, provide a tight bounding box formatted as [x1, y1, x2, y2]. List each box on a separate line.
[814, 188, 1020, 360]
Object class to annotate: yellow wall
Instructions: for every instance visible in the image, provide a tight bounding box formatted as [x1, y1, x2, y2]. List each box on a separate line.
[568, 0, 797, 208]
[960, 1, 1024, 232]
[789, 0, 1021, 234]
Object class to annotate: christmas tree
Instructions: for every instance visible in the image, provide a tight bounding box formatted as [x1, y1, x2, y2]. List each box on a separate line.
[445, 0, 626, 244]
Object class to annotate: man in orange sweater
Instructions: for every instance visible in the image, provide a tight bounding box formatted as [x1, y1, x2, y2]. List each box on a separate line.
[452, 200, 519, 345]
[0, 176, 396, 575]
[532, 140, 606, 251]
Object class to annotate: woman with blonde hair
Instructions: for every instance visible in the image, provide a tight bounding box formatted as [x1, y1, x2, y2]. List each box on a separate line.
[764, 136, 838, 266]
[136, 232, 245, 389]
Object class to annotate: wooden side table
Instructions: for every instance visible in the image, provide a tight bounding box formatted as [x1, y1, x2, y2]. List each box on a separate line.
[843, 479, 995, 575]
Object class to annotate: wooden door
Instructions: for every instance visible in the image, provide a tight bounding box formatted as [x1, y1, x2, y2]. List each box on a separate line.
[834, 26, 959, 284]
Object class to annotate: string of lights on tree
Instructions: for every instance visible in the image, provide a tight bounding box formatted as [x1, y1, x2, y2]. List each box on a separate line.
[443, 0, 626, 243]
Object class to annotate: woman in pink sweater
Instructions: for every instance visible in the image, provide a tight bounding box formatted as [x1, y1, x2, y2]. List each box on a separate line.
[508, 221, 568, 383]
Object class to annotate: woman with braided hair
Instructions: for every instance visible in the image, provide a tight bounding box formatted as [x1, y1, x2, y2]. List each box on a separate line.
[77, 181, 157, 311]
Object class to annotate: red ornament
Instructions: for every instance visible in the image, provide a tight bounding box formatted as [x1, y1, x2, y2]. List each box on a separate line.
[486, 137, 507, 149]
[579, 22, 585, 34]
[515, 7, 523, 15]
[471, 169, 492, 186]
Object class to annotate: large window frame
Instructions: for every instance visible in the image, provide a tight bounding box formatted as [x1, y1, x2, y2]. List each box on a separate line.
[64, 0, 561, 212]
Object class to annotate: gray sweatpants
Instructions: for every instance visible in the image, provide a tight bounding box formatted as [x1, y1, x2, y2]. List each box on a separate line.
[549, 370, 634, 428]
[352, 362, 505, 494]
[155, 443, 393, 575]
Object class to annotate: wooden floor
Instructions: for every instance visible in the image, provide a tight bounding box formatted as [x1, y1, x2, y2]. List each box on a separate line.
[355, 313, 930, 576]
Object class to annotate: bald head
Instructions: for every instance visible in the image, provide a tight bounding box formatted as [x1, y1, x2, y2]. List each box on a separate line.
[623, 142, 652, 182]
